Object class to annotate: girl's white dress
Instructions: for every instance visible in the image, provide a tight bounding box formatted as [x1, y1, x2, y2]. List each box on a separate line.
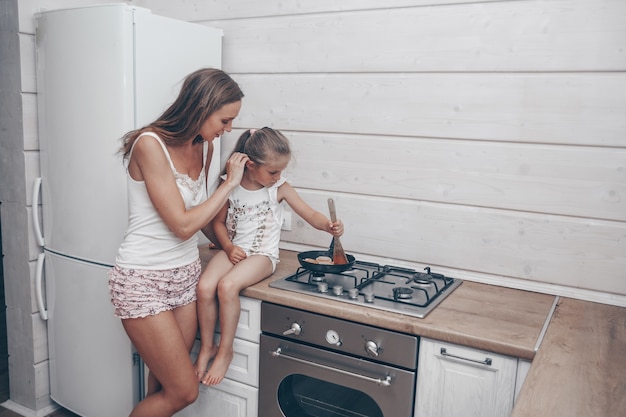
[226, 177, 286, 269]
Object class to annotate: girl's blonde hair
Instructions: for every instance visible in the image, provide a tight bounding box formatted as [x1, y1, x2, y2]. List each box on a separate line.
[230, 127, 291, 168]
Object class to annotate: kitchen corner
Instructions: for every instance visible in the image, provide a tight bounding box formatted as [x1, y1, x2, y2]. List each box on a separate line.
[199, 244, 626, 417]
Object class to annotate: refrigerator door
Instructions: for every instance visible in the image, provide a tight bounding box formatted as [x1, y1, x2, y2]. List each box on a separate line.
[45, 251, 139, 417]
[36, 4, 135, 265]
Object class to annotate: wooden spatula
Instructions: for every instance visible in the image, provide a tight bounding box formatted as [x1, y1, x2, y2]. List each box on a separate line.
[327, 198, 349, 265]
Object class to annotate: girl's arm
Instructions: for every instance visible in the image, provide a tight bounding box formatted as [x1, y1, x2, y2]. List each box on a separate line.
[279, 182, 344, 236]
[130, 135, 248, 240]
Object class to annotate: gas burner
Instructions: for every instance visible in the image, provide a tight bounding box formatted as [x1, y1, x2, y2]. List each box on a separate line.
[309, 273, 326, 283]
[411, 277, 434, 286]
[393, 287, 414, 300]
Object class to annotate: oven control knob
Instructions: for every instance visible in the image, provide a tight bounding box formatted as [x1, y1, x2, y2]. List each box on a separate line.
[283, 323, 302, 336]
[325, 330, 342, 346]
[365, 340, 380, 356]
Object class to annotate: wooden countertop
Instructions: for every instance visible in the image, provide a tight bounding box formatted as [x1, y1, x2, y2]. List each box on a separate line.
[510, 298, 626, 417]
[199, 245, 626, 416]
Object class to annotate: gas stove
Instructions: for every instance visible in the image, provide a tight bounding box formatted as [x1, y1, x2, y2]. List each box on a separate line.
[270, 260, 462, 318]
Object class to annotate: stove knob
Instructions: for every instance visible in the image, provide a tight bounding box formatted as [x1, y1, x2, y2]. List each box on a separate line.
[325, 330, 342, 346]
[365, 340, 380, 357]
[283, 323, 302, 336]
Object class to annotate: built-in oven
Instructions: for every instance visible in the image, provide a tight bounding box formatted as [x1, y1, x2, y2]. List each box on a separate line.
[259, 302, 418, 417]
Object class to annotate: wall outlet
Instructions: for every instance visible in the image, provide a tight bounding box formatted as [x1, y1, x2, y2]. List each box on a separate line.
[282, 211, 292, 231]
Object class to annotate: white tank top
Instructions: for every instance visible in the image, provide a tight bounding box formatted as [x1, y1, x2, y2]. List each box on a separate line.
[115, 132, 209, 269]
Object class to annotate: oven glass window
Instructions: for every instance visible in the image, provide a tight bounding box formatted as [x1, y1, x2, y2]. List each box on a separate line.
[277, 374, 383, 417]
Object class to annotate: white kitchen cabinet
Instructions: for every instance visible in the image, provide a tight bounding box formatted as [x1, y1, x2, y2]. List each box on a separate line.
[414, 338, 519, 417]
[174, 296, 261, 417]
[176, 378, 258, 417]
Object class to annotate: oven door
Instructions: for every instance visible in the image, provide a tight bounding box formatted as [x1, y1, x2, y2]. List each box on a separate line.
[259, 334, 416, 417]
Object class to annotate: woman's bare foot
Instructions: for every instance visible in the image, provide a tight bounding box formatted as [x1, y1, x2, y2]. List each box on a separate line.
[201, 349, 234, 386]
[194, 345, 219, 382]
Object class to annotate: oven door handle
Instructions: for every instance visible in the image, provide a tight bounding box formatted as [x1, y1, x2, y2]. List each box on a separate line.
[269, 348, 392, 387]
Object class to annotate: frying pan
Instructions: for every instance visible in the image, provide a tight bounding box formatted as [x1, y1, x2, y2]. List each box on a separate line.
[297, 249, 356, 273]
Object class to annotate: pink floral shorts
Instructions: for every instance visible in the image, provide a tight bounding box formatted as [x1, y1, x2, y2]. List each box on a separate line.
[108, 259, 201, 319]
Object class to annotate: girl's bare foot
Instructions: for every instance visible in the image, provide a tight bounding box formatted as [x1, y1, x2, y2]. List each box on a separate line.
[201, 349, 234, 386]
[194, 345, 219, 382]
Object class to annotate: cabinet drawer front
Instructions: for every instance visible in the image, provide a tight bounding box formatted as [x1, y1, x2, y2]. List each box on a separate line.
[216, 336, 259, 387]
[191, 337, 260, 387]
[217, 296, 261, 343]
[174, 378, 258, 417]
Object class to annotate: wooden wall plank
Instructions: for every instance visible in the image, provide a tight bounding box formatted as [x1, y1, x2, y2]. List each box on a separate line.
[210, 0, 626, 72]
[230, 73, 626, 146]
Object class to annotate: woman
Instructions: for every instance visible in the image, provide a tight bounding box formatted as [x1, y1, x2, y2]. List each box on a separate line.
[108, 68, 248, 417]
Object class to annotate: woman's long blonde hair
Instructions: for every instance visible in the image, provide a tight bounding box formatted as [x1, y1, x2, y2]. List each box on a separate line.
[119, 68, 244, 160]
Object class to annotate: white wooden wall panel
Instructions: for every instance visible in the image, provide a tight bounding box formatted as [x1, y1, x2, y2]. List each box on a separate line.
[203, 0, 626, 302]
[214, 0, 626, 72]
[231, 73, 626, 146]
[22, 94, 39, 151]
[278, 191, 626, 295]
[19, 33, 37, 92]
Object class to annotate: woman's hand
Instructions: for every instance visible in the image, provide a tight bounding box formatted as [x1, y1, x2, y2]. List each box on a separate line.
[223, 152, 249, 187]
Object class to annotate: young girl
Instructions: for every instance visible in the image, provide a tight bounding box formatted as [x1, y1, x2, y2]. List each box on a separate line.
[195, 127, 345, 385]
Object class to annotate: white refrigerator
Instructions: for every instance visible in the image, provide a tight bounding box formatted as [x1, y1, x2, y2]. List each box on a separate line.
[32, 5, 222, 416]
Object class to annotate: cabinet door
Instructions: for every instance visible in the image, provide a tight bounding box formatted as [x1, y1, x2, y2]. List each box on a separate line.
[415, 338, 517, 417]
[174, 379, 258, 417]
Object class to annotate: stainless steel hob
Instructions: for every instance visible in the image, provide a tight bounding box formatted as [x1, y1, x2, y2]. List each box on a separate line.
[270, 259, 462, 318]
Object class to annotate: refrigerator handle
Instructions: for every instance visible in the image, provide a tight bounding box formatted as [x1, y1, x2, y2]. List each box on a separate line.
[32, 177, 45, 247]
[35, 252, 49, 321]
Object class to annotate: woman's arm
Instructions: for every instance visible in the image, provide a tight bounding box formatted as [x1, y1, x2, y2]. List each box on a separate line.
[130, 135, 247, 240]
